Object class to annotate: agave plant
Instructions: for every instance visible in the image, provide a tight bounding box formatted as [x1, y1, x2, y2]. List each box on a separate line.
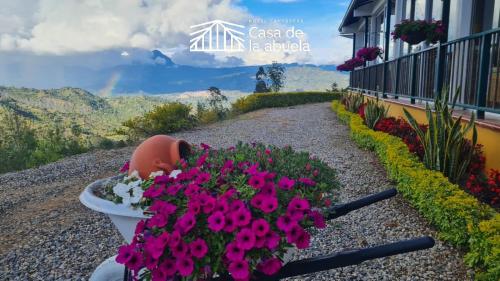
[342, 93, 364, 113]
[403, 88, 477, 183]
[365, 99, 389, 129]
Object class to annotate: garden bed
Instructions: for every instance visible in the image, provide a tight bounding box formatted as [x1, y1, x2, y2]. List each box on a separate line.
[332, 100, 500, 281]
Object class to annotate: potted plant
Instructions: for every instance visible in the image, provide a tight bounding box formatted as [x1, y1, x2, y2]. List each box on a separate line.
[109, 142, 338, 280]
[356, 47, 383, 61]
[392, 19, 446, 45]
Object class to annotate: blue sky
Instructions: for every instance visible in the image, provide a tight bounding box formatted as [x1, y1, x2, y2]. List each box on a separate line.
[0, 0, 353, 67]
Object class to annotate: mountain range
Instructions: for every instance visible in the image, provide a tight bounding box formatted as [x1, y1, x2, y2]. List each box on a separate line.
[0, 50, 348, 95]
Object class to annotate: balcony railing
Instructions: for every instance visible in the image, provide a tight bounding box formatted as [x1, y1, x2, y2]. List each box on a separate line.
[350, 27, 500, 118]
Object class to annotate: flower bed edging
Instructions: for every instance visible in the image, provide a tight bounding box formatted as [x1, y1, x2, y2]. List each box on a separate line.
[332, 101, 499, 281]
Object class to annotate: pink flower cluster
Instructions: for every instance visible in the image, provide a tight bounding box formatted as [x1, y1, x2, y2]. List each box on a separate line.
[115, 143, 331, 281]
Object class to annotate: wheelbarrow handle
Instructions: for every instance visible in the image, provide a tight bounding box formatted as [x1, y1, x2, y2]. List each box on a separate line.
[212, 236, 435, 281]
[326, 188, 397, 220]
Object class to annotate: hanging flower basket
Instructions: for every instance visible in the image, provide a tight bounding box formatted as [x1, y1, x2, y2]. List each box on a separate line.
[95, 141, 338, 280]
[392, 20, 445, 45]
[356, 47, 383, 61]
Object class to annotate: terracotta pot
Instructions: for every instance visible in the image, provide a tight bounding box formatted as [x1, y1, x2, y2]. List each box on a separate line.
[403, 31, 426, 45]
[129, 135, 191, 179]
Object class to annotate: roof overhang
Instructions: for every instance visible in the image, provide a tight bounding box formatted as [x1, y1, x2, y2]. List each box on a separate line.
[338, 0, 375, 33]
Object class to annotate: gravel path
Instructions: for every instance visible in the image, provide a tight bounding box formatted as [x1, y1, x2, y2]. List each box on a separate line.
[0, 103, 471, 280]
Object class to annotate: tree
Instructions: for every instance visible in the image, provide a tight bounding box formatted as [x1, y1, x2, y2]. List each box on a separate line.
[266, 62, 286, 92]
[207, 86, 228, 119]
[254, 66, 269, 93]
[327, 82, 339, 92]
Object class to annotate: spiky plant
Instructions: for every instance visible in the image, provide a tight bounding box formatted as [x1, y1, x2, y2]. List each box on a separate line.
[403, 88, 477, 183]
[342, 93, 364, 113]
[365, 99, 389, 129]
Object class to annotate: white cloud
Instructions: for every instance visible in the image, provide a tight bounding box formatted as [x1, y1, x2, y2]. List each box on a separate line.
[0, 0, 250, 54]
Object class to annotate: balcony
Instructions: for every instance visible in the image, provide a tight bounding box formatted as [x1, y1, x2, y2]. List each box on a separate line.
[349, 27, 500, 119]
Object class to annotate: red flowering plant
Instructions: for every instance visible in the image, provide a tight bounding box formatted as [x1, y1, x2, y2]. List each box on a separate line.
[116, 142, 338, 280]
[374, 117, 427, 160]
[356, 47, 383, 62]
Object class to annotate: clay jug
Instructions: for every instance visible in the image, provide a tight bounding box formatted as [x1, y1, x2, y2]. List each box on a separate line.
[129, 135, 191, 179]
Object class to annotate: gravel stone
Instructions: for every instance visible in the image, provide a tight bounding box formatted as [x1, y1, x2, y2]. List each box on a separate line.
[0, 103, 472, 280]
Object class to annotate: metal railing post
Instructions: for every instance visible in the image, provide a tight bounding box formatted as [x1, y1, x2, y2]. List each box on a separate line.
[394, 58, 400, 99]
[476, 34, 491, 119]
[433, 43, 445, 99]
[410, 54, 418, 104]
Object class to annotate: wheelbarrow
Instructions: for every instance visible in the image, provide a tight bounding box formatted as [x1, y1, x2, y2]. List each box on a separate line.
[116, 188, 435, 281]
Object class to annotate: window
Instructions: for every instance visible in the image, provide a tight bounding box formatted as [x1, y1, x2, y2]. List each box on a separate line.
[414, 0, 426, 19]
[431, 0, 443, 20]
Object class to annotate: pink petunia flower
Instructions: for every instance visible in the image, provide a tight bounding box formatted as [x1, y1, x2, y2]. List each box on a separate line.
[278, 176, 295, 190]
[295, 229, 311, 249]
[251, 219, 270, 237]
[309, 210, 326, 229]
[298, 177, 316, 186]
[230, 199, 245, 211]
[286, 224, 304, 244]
[187, 198, 201, 214]
[276, 215, 297, 232]
[126, 251, 143, 271]
[149, 200, 177, 215]
[207, 211, 226, 232]
[224, 214, 238, 233]
[116, 244, 135, 264]
[250, 194, 265, 209]
[171, 240, 189, 258]
[144, 236, 166, 259]
[196, 153, 209, 167]
[214, 198, 229, 213]
[160, 258, 177, 277]
[147, 213, 168, 228]
[120, 161, 130, 173]
[225, 242, 245, 261]
[248, 174, 265, 189]
[134, 220, 146, 235]
[200, 143, 211, 150]
[228, 259, 250, 280]
[176, 256, 194, 277]
[175, 212, 197, 234]
[288, 197, 310, 212]
[254, 235, 267, 248]
[143, 185, 164, 198]
[189, 238, 208, 258]
[202, 196, 216, 214]
[261, 183, 276, 197]
[236, 228, 256, 250]
[244, 163, 259, 175]
[261, 197, 278, 213]
[184, 183, 201, 197]
[257, 257, 282, 276]
[196, 172, 211, 184]
[168, 230, 181, 247]
[165, 183, 183, 196]
[232, 208, 252, 227]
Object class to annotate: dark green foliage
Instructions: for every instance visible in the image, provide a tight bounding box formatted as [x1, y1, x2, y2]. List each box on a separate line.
[231, 91, 341, 114]
[207, 87, 229, 119]
[267, 62, 286, 92]
[0, 109, 89, 174]
[254, 67, 270, 93]
[121, 102, 195, 138]
[403, 88, 477, 183]
[341, 92, 364, 113]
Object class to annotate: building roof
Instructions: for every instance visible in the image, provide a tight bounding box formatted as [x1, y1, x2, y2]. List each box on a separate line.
[338, 0, 374, 33]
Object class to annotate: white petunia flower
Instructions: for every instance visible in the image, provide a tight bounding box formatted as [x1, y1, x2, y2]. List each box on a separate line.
[149, 170, 164, 178]
[169, 169, 182, 179]
[125, 170, 140, 181]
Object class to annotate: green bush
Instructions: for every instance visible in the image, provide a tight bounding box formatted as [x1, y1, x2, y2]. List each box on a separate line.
[231, 91, 341, 114]
[122, 102, 196, 138]
[332, 100, 499, 280]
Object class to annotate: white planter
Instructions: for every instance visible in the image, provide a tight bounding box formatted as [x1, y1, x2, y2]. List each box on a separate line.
[79, 177, 148, 243]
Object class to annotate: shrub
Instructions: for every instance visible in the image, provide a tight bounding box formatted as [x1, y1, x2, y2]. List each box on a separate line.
[364, 99, 388, 129]
[332, 100, 499, 280]
[341, 92, 364, 113]
[374, 117, 426, 160]
[231, 92, 340, 114]
[122, 102, 196, 138]
[403, 89, 477, 184]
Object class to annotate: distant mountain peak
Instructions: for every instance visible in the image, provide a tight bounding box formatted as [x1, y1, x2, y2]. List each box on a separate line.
[151, 50, 174, 66]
